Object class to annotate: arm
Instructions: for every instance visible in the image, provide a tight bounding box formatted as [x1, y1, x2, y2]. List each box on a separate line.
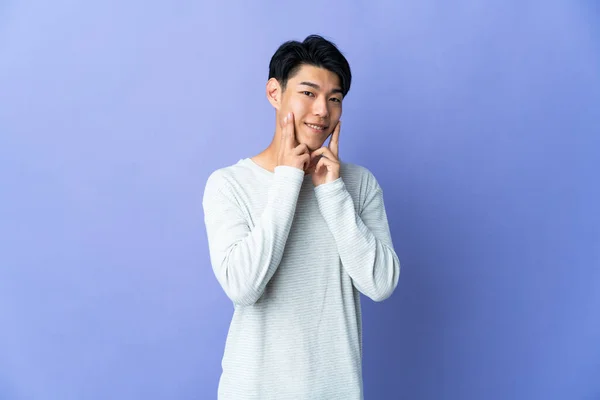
[314, 173, 400, 302]
[202, 166, 305, 306]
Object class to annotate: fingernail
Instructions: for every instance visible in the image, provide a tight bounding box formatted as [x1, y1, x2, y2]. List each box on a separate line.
[284, 116, 288, 124]
[288, 112, 292, 119]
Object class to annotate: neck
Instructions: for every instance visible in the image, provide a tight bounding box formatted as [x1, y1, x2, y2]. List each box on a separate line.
[250, 124, 283, 172]
[251, 129, 310, 175]
[252, 143, 278, 173]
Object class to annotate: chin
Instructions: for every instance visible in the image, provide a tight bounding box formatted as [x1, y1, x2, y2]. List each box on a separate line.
[298, 136, 325, 151]
[299, 129, 328, 148]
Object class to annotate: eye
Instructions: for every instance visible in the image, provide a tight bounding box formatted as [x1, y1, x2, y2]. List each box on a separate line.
[301, 91, 314, 97]
[330, 97, 342, 103]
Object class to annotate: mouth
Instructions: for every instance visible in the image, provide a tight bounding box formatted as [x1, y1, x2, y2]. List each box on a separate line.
[304, 122, 329, 133]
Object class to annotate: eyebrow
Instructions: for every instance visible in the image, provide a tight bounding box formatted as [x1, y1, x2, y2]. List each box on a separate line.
[298, 81, 344, 95]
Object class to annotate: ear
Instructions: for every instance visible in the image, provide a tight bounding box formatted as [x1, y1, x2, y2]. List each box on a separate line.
[266, 78, 282, 110]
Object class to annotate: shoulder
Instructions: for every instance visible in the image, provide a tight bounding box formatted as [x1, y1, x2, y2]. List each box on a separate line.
[204, 159, 254, 198]
[339, 161, 384, 213]
[340, 161, 381, 191]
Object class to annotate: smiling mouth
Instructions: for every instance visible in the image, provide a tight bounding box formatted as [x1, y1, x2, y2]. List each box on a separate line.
[305, 123, 328, 132]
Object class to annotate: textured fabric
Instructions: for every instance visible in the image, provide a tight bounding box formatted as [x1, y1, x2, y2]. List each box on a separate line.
[202, 158, 400, 400]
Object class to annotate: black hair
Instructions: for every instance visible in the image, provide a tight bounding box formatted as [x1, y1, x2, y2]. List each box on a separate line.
[268, 34, 352, 97]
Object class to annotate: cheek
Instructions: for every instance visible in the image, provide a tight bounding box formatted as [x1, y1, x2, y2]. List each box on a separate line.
[290, 95, 311, 113]
[332, 104, 342, 117]
[281, 100, 301, 125]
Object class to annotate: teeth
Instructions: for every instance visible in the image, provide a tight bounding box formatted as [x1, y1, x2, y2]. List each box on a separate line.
[306, 123, 325, 130]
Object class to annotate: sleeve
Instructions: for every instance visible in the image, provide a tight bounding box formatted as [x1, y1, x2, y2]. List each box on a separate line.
[314, 172, 400, 302]
[202, 166, 305, 306]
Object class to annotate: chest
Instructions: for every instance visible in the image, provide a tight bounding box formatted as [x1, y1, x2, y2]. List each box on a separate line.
[244, 179, 342, 278]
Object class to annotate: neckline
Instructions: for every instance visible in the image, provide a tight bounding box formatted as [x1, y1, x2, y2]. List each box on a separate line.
[242, 158, 311, 180]
[243, 158, 272, 176]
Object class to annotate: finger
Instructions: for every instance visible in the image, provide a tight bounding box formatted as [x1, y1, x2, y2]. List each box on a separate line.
[286, 112, 297, 148]
[281, 112, 296, 149]
[314, 156, 330, 175]
[328, 120, 341, 159]
[293, 143, 309, 155]
[280, 113, 287, 129]
[305, 160, 317, 174]
[280, 113, 291, 145]
[308, 152, 320, 166]
[301, 153, 311, 170]
[311, 146, 338, 162]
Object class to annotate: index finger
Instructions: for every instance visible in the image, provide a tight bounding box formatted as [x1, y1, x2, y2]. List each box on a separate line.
[282, 112, 295, 149]
[328, 120, 341, 158]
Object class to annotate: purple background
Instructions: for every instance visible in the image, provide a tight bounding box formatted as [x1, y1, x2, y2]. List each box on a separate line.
[1, 1, 599, 399]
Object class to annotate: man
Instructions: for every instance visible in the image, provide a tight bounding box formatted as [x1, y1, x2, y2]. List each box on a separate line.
[202, 34, 400, 400]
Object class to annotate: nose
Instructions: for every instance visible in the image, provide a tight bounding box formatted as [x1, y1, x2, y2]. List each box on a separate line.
[312, 96, 329, 119]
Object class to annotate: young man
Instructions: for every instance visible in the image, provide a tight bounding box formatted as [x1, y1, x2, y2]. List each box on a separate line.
[202, 35, 400, 400]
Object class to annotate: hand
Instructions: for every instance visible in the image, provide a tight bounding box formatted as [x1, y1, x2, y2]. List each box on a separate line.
[309, 120, 341, 187]
[277, 112, 311, 171]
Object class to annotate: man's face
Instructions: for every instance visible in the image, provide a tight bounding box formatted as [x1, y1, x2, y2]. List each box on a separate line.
[278, 65, 343, 151]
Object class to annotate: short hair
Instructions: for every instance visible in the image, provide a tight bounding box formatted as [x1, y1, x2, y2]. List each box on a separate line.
[268, 34, 352, 97]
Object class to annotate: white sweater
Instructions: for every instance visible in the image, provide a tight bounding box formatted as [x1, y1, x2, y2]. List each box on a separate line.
[202, 158, 400, 400]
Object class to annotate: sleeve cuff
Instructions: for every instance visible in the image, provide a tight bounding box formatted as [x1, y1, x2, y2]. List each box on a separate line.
[314, 178, 348, 222]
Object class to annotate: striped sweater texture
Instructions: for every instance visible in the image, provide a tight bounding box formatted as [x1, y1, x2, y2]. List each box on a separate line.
[202, 158, 400, 400]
